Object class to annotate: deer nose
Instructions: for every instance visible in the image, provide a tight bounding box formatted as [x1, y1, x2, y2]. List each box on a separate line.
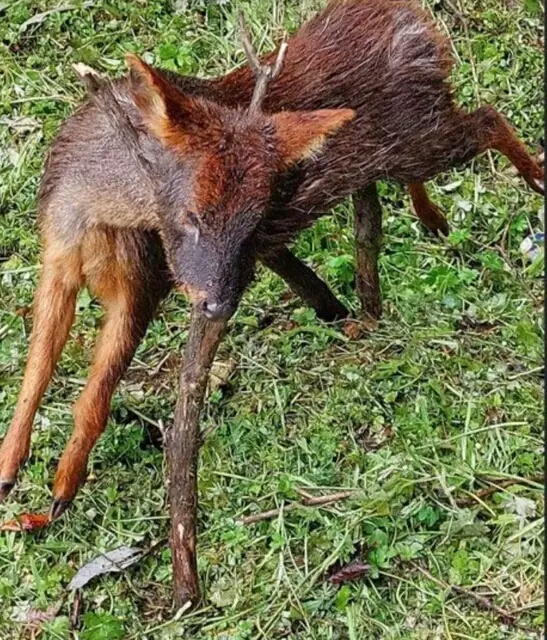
[198, 298, 233, 322]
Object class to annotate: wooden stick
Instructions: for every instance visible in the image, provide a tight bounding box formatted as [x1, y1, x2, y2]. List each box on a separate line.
[166, 309, 227, 608]
[238, 489, 358, 525]
[353, 185, 383, 320]
[238, 11, 288, 113]
[455, 474, 544, 506]
[70, 590, 82, 630]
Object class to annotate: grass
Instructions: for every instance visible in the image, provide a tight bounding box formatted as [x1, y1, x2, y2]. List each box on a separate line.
[0, 0, 544, 637]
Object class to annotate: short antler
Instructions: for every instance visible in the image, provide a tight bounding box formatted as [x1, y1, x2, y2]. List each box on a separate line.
[238, 12, 288, 114]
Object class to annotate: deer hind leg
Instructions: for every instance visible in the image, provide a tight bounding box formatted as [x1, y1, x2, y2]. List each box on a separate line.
[50, 229, 171, 519]
[468, 106, 544, 194]
[0, 243, 82, 501]
[407, 183, 450, 237]
[353, 184, 383, 320]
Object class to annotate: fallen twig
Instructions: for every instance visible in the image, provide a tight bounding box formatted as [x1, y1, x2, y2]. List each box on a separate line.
[238, 489, 358, 525]
[409, 561, 536, 633]
[455, 474, 544, 506]
[70, 590, 82, 630]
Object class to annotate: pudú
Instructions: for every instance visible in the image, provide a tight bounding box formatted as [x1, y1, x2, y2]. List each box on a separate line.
[1, 0, 542, 531]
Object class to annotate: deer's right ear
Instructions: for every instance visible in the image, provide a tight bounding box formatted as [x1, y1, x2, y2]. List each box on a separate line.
[126, 54, 220, 150]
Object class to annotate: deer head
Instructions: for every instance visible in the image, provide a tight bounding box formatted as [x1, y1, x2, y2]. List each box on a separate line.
[126, 31, 354, 321]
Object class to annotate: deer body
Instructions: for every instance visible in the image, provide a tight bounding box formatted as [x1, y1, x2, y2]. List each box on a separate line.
[1, 0, 542, 516]
[41, 1, 463, 248]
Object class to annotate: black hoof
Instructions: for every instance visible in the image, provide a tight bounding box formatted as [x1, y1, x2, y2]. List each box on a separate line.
[438, 220, 450, 237]
[424, 218, 449, 238]
[0, 480, 15, 502]
[532, 177, 545, 196]
[49, 499, 72, 521]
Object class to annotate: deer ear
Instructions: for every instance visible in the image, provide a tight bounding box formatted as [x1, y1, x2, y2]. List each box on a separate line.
[125, 54, 220, 149]
[272, 109, 355, 167]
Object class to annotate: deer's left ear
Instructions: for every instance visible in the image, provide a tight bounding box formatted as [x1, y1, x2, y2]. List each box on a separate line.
[272, 109, 355, 167]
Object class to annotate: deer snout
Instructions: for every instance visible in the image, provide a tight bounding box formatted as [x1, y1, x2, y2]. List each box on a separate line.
[197, 298, 235, 322]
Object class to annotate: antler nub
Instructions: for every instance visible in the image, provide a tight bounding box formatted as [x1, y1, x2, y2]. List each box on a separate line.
[238, 12, 288, 114]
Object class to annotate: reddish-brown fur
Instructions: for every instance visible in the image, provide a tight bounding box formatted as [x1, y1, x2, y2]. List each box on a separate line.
[1, 0, 542, 516]
[407, 183, 450, 236]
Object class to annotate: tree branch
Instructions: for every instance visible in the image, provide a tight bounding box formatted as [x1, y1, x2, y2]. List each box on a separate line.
[238, 11, 288, 113]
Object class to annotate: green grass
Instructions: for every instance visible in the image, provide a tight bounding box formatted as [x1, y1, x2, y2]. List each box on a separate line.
[0, 0, 544, 638]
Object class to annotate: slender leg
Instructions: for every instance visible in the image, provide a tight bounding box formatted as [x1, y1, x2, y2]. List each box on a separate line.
[353, 184, 383, 320]
[0, 243, 82, 500]
[167, 309, 227, 608]
[407, 183, 450, 236]
[50, 229, 171, 518]
[260, 246, 349, 321]
[468, 106, 544, 194]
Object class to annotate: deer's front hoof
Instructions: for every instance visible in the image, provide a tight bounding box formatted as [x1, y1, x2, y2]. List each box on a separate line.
[49, 498, 72, 521]
[531, 151, 544, 195]
[532, 176, 545, 196]
[426, 217, 450, 237]
[0, 479, 15, 502]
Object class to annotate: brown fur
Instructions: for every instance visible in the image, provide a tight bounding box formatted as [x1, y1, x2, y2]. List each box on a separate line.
[53, 229, 170, 503]
[407, 183, 450, 236]
[0, 244, 82, 488]
[272, 109, 356, 167]
[1, 0, 542, 511]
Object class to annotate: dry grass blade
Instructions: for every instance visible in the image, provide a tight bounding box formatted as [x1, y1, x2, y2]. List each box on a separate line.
[14, 601, 64, 635]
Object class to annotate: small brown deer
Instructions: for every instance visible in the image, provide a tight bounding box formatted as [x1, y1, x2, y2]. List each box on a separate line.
[1, 0, 542, 529]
